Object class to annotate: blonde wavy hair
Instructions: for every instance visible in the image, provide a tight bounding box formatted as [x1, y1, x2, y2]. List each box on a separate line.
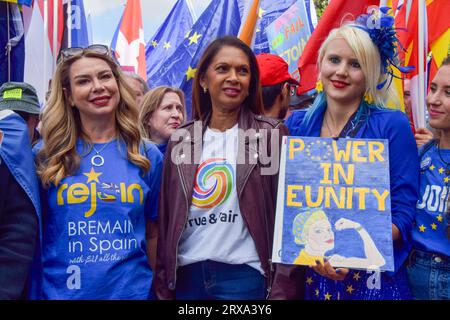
[36, 50, 150, 188]
[317, 24, 399, 106]
[138, 86, 186, 141]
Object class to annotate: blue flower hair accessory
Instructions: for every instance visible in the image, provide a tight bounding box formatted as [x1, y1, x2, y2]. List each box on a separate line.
[353, 6, 413, 90]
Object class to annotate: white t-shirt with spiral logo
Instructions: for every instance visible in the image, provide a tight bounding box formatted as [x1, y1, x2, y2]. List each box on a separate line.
[178, 124, 263, 274]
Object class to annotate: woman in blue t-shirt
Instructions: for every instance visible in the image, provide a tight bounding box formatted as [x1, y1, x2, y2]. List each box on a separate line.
[283, 8, 419, 300]
[407, 56, 450, 300]
[33, 45, 163, 300]
[138, 86, 186, 155]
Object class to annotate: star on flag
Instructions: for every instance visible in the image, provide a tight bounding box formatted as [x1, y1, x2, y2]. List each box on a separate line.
[324, 292, 332, 300]
[346, 285, 355, 294]
[439, 167, 445, 174]
[258, 7, 265, 18]
[185, 66, 197, 81]
[163, 41, 171, 50]
[419, 224, 426, 232]
[151, 40, 158, 48]
[437, 214, 443, 222]
[353, 272, 361, 281]
[431, 223, 437, 230]
[306, 277, 313, 285]
[430, 165, 436, 171]
[188, 31, 202, 45]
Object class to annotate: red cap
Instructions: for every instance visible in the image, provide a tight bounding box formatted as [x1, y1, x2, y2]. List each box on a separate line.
[256, 53, 299, 87]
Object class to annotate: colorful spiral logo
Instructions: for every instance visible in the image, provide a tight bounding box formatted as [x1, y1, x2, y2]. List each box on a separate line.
[192, 158, 234, 209]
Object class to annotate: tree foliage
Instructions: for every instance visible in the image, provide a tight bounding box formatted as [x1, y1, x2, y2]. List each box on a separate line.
[314, 0, 329, 18]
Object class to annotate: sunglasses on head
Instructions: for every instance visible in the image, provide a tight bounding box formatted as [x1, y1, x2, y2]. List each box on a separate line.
[58, 44, 118, 64]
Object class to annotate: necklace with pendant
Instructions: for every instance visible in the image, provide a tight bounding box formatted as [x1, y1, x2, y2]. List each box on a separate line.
[324, 114, 339, 138]
[91, 140, 112, 167]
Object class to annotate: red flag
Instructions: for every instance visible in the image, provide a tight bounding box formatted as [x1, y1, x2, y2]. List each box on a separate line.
[297, 0, 378, 94]
[399, 0, 449, 128]
[424, 0, 450, 84]
[112, 0, 147, 80]
[24, 0, 63, 102]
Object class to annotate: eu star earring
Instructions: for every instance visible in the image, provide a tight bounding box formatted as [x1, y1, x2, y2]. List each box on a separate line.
[315, 79, 323, 93]
[363, 92, 375, 104]
[203, 86, 208, 93]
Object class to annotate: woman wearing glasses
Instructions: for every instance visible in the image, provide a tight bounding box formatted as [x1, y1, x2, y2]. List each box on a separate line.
[407, 56, 450, 300]
[33, 45, 163, 299]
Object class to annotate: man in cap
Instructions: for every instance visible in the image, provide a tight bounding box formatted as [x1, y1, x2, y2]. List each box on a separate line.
[256, 53, 299, 120]
[285, 89, 316, 119]
[0, 82, 41, 299]
[0, 82, 41, 144]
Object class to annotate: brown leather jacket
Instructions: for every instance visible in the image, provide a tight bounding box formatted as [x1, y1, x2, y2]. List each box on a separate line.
[154, 108, 304, 299]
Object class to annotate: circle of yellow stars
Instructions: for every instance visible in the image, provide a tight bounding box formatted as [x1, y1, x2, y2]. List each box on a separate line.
[418, 161, 449, 233]
[305, 140, 332, 161]
[418, 213, 444, 233]
[151, 40, 171, 50]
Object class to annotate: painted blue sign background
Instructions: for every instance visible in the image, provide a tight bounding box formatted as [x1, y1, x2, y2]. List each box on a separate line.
[265, 0, 312, 83]
[279, 136, 394, 272]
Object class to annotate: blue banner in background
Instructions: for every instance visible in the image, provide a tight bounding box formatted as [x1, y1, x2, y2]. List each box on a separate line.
[62, 0, 90, 48]
[0, 2, 24, 86]
[253, 0, 297, 54]
[149, 0, 241, 118]
[265, 0, 312, 84]
[145, 0, 193, 88]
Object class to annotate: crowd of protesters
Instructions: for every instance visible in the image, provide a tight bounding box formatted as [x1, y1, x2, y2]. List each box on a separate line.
[0, 7, 448, 301]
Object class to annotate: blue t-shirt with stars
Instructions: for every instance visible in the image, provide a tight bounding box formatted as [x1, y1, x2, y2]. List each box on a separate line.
[413, 143, 450, 257]
[34, 139, 163, 300]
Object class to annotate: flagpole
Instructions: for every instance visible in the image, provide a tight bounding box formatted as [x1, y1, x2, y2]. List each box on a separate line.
[6, 2, 11, 82]
[44, 0, 48, 95]
[185, 0, 197, 21]
[53, 0, 58, 71]
[238, 0, 260, 46]
[417, 0, 426, 127]
[68, 0, 72, 48]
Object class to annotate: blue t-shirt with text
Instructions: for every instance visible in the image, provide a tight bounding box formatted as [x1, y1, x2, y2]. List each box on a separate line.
[37, 139, 162, 299]
[413, 144, 450, 257]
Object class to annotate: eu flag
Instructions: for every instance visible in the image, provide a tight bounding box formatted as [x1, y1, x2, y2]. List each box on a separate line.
[61, 0, 91, 48]
[0, 2, 25, 86]
[145, 0, 193, 87]
[151, 0, 241, 118]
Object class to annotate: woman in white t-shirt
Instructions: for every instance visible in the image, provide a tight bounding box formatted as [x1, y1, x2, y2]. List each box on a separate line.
[154, 36, 295, 300]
